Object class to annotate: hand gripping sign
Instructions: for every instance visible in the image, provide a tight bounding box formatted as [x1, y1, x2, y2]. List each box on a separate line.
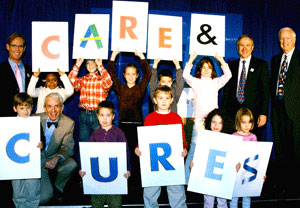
[0, 117, 41, 180]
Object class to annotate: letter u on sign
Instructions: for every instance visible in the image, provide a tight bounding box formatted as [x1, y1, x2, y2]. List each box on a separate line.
[90, 157, 118, 182]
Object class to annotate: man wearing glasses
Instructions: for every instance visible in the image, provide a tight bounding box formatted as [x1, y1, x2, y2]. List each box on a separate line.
[0, 32, 32, 117]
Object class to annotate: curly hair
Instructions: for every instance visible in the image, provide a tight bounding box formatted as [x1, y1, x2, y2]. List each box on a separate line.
[204, 108, 231, 133]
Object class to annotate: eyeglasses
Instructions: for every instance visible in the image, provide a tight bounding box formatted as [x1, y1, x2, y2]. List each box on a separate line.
[10, 44, 25, 49]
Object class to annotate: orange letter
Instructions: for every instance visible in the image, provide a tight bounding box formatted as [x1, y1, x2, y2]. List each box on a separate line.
[159, 27, 172, 48]
[41, 35, 60, 59]
[120, 16, 138, 39]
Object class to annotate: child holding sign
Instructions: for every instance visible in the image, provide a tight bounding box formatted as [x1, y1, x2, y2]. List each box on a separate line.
[230, 107, 257, 208]
[27, 68, 74, 113]
[108, 50, 151, 191]
[149, 58, 184, 113]
[190, 108, 230, 208]
[135, 85, 188, 208]
[79, 100, 131, 208]
[68, 58, 113, 142]
[11, 93, 44, 208]
[183, 53, 232, 183]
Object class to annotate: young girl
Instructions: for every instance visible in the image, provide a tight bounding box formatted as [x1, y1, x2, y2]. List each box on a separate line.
[27, 68, 74, 113]
[190, 109, 230, 208]
[230, 107, 257, 208]
[68, 58, 113, 142]
[184, 52, 232, 183]
[108, 50, 151, 192]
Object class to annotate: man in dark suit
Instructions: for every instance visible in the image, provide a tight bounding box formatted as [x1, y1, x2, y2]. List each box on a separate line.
[0, 32, 31, 117]
[40, 92, 77, 204]
[222, 35, 270, 139]
[270, 27, 300, 194]
[0, 32, 32, 208]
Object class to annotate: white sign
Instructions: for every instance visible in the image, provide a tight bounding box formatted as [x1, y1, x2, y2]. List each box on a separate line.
[0, 117, 41, 180]
[177, 87, 195, 118]
[32, 21, 69, 72]
[189, 14, 225, 56]
[232, 141, 273, 197]
[188, 130, 242, 199]
[137, 124, 185, 187]
[147, 14, 182, 61]
[79, 142, 128, 195]
[72, 14, 110, 59]
[111, 1, 149, 52]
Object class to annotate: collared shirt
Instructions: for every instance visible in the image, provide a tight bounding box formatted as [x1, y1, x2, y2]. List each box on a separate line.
[68, 64, 113, 110]
[89, 125, 131, 171]
[236, 55, 252, 95]
[8, 58, 25, 91]
[44, 117, 58, 151]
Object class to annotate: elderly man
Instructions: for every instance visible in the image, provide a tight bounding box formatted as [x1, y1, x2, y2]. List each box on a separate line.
[222, 34, 270, 139]
[40, 92, 77, 204]
[270, 27, 300, 194]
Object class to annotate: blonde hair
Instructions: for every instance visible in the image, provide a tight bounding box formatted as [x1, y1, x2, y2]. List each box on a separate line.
[235, 107, 254, 131]
[154, 85, 173, 98]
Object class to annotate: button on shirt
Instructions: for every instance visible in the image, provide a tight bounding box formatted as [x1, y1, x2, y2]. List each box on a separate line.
[8, 58, 25, 92]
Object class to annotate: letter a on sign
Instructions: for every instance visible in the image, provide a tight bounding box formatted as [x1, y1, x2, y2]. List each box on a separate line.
[111, 1, 149, 53]
[72, 14, 110, 59]
[32, 21, 69, 72]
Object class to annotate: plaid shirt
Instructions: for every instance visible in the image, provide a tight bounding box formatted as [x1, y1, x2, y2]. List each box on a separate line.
[68, 64, 113, 110]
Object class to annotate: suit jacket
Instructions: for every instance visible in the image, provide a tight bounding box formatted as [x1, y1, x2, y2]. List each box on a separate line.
[222, 56, 270, 120]
[40, 112, 75, 160]
[0, 60, 32, 116]
[270, 49, 300, 122]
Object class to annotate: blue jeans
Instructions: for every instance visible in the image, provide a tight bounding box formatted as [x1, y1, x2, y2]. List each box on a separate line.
[230, 197, 251, 208]
[12, 179, 40, 208]
[204, 195, 228, 208]
[143, 185, 187, 208]
[79, 110, 100, 142]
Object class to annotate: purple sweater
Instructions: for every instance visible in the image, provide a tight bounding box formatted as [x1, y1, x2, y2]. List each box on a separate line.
[89, 125, 131, 171]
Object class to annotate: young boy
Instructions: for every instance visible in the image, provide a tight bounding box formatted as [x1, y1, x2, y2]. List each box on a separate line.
[68, 58, 113, 142]
[135, 85, 188, 208]
[79, 100, 131, 208]
[11, 92, 43, 208]
[149, 59, 184, 113]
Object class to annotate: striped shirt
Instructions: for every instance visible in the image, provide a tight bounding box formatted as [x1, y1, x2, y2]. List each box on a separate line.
[68, 64, 113, 110]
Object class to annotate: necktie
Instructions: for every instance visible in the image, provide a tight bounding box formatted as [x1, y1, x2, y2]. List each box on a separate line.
[277, 55, 288, 99]
[15, 64, 24, 92]
[47, 121, 58, 128]
[237, 60, 246, 104]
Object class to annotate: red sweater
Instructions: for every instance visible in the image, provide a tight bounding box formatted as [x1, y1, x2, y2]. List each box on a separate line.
[144, 111, 188, 149]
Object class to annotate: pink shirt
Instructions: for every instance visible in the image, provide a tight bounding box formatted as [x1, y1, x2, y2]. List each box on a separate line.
[183, 63, 232, 120]
[233, 132, 257, 142]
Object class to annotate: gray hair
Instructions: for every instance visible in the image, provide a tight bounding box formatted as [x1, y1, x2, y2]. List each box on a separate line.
[44, 92, 63, 107]
[278, 27, 296, 39]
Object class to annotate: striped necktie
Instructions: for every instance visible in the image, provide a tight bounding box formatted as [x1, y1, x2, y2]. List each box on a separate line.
[237, 60, 246, 104]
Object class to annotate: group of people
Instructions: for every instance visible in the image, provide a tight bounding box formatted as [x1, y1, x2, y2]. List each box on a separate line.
[0, 26, 299, 208]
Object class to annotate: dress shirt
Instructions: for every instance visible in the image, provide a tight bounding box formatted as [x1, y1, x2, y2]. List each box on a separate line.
[8, 58, 25, 91]
[44, 117, 58, 151]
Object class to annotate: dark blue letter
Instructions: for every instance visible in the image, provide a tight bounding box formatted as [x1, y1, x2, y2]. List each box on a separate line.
[90, 157, 118, 182]
[242, 154, 259, 184]
[150, 143, 175, 171]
